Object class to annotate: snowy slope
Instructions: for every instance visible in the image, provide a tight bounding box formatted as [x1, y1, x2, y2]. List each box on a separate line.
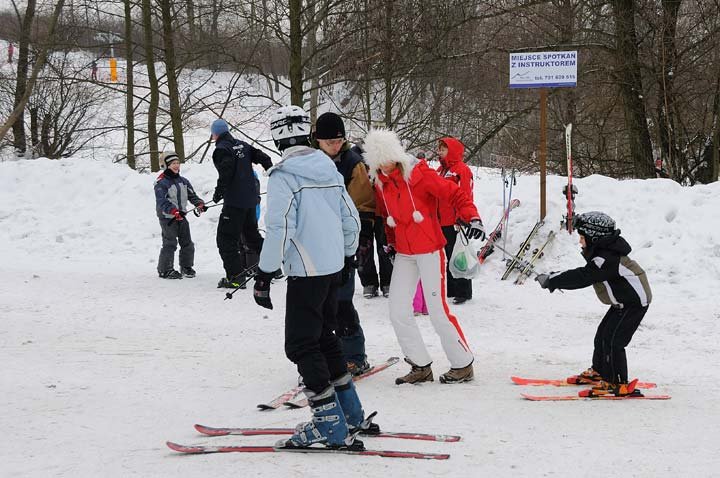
[1, 157, 720, 477]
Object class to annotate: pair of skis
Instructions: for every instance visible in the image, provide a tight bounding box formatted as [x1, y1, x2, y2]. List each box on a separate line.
[257, 357, 400, 411]
[167, 417, 459, 460]
[512, 375, 671, 401]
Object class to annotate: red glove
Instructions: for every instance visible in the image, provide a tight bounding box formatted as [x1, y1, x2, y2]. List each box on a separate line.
[170, 208, 184, 221]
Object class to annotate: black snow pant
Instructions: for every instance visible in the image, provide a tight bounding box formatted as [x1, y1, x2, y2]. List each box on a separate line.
[357, 216, 393, 288]
[216, 205, 263, 280]
[285, 273, 347, 394]
[336, 272, 366, 366]
[592, 304, 648, 384]
[158, 218, 194, 273]
[442, 225, 472, 299]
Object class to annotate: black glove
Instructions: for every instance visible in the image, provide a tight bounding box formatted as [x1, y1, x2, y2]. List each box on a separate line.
[535, 273, 556, 292]
[356, 234, 373, 271]
[341, 255, 357, 286]
[212, 188, 223, 204]
[253, 269, 274, 309]
[465, 218, 486, 241]
[382, 245, 396, 265]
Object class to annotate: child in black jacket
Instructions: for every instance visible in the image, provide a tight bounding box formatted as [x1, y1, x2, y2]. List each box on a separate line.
[536, 211, 652, 397]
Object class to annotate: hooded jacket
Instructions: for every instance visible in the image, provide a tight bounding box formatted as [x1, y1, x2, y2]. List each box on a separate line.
[437, 137, 474, 227]
[363, 129, 479, 255]
[154, 169, 203, 219]
[546, 231, 652, 308]
[258, 145, 360, 277]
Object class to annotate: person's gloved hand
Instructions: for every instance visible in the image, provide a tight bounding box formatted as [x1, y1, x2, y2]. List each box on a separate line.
[212, 188, 223, 204]
[170, 208, 184, 221]
[193, 202, 207, 217]
[465, 218, 486, 241]
[382, 244, 396, 264]
[253, 269, 274, 309]
[356, 234, 373, 270]
[535, 273, 556, 292]
[341, 255, 358, 285]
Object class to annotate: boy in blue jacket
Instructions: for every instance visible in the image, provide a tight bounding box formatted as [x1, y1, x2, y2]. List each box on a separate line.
[154, 152, 206, 279]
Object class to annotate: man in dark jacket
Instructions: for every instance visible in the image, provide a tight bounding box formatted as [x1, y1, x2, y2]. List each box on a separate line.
[210, 119, 273, 287]
[536, 211, 652, 397]
[313, 112, 374, 375]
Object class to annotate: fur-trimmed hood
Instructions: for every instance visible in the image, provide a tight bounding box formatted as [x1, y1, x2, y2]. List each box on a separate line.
[362, 129, 415, 184]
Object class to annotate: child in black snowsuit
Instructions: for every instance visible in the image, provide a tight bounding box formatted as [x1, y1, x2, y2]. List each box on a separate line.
[535, 211, 652, 397]
[154, 151, 206, 279]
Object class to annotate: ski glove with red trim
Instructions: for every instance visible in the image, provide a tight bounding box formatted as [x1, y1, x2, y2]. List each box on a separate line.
[253, 269, 274, 309]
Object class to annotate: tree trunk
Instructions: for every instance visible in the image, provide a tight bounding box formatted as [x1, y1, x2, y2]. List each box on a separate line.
[161, 0, 185, 161]
[124, 0, 136, 170]
[558, 0, 577, 175]
[657, 0, 682, 180]
[382, 0, 394, 128]
[142, 0, 160, 172]
[11, 0, 36, 155]
[611, 0, 655, 178]
[289, 0, 303, 106]
[307, 2, 319, 122]
[0, 0, 65, 147]
[186, 0, 196, 44]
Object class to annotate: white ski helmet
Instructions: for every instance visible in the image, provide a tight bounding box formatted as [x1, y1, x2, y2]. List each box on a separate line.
[270, 105, 311, 149]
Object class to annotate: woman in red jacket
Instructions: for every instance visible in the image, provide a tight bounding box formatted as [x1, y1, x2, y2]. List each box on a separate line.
[363, 129, 485, 385]
[437, 137, 475, 304]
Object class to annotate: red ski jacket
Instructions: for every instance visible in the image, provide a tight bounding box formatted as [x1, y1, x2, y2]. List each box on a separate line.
[375, 159, 480, 255]
[436, 137, 474, 227]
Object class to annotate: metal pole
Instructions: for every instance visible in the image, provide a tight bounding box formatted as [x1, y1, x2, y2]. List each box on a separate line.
[539, 88, 547, 221]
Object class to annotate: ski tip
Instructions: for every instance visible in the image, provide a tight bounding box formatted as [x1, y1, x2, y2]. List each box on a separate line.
[167, 441, 199, 453]
[257, 404, 277, 411]
[194, 424, 229, 436]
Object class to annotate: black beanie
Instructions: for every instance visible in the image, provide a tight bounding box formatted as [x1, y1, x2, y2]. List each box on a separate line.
[315, 112, 346, 140]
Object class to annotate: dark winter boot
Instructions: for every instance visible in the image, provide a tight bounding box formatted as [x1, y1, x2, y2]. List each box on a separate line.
[217, 277, 242, 289]
[181, 267, 196, 278]
[363, 285, 378, 298]
[439, 362, 474, 384]
[381, 285, 390, 298]
[159, 270, 182, 279]
[395, 358, 434, 385]
[285, 386, 351, 448]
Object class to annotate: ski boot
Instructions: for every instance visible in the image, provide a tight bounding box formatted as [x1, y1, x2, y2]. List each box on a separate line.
[159, 269, 182, 279]
[395, 358, 433, 385]
[282, 386, 359, 449]
[439, 361, 474, 384]
[579, 379, 642, 398]
[346, 360, 371, 377]
[567, 367, 602, 384]
[332, 373, 379, 436]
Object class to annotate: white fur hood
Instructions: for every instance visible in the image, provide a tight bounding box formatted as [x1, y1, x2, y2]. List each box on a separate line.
[362, 129, 415, 183]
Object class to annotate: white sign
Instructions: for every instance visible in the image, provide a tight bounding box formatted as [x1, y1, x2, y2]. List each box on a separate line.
[509, 51, 577, 88]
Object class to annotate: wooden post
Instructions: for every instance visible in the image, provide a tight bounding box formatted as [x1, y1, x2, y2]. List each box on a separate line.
[539, 88, 547, 221]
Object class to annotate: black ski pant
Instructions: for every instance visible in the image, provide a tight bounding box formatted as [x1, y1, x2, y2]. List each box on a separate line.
[216, 205, 263, 279]
[592, 304, 648, 384]
[158, 218, 194, 273]
[285, 272, 347, 394]
[357, 216, 393, 288]
[442, 226, 472, 299]
[336, 272, 366, 366]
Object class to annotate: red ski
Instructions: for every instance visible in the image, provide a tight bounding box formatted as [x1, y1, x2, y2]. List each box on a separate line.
[477, 199, 521, 263]
[283, 357, 400, 409]
[521, 393, 671, 401]
[511, 376, 657, 389]
[166, 441, 450, 460]
[194, 423, 461, 442]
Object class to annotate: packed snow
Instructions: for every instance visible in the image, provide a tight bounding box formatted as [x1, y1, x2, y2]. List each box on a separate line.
[1, 157, 719, 476]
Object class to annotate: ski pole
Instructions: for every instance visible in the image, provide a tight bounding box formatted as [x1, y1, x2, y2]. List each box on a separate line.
[224, 264, 260, 300]
[490, 242, 563, 293]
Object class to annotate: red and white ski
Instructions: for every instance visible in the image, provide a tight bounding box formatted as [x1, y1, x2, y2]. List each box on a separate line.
[565, 123, 574, 234]
[477, 199, 521, 263]
[521, 393, 671, 401]
[194, 423, 461, 442]
[511, 376, 657, 389]
[166, 441, 450, 460]
[257, 385, 304, 410]
[283, 357, 400, 409]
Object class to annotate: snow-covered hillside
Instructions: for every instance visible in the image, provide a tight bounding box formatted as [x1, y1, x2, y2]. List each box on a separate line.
[1, 157, 719, 476]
